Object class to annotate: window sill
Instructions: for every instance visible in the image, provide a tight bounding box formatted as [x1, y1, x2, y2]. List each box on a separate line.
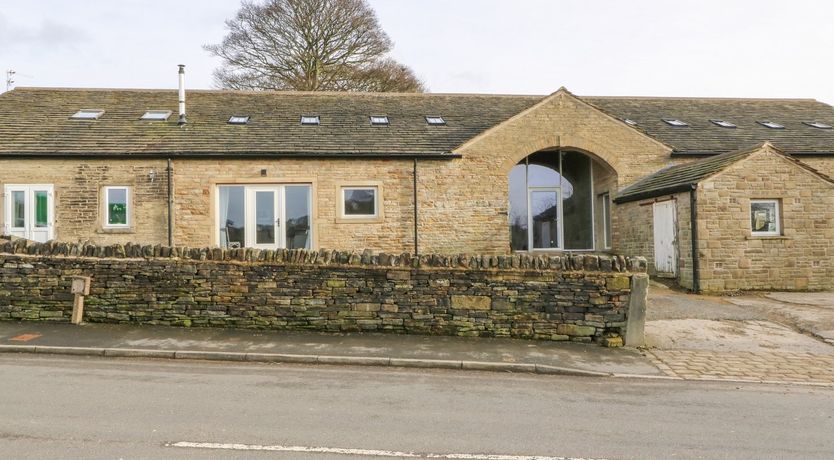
[97, 227, 135, 234]
[336, 216, 383, 224]
[746, 235, 790, 240]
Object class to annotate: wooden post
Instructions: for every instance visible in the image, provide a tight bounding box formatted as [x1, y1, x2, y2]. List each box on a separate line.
[70, 276, 91, 325]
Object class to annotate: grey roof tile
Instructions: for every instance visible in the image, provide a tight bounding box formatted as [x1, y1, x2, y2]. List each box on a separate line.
[585, 96, 834, 155]
[0, 88, 542, 156]
[2, 88, 834, 158]
[615, 143, 834, 203]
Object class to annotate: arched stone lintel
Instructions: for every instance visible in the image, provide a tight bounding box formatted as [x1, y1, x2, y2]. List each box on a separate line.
[498, 132, 620, 176]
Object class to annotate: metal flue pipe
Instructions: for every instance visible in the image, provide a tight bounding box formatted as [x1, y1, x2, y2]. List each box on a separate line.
[177, 65, 186, 126]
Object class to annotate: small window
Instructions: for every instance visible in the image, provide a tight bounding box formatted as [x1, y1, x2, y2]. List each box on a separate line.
[623, 118, 638, 126]
[600, 192, 612, 249]
[757, 121, 784, 129]
[228, 115, 250, 125]
[140, 110, 172, 121]
[71, 109, 105, 120]
[300, 115, 320, 125]
[342, 187, 378, 218]
[662, 118, 688, 127]
[370, 115, 389, 125]
[426, 116, 446, 125]
[710, 119, 736, 128]
[104, 186, 130, 227]
[803, 121, 832, 129]
[750, 199, 780, 236]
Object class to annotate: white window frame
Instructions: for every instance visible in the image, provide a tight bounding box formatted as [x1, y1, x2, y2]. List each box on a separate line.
[340, 186, 379, 220]
[103, 186, 130, 228]
[750, 199, 781, 236]
[214, 184, 313, 250]
[140, 110, 172, 121]
[3, 184, 55, 242]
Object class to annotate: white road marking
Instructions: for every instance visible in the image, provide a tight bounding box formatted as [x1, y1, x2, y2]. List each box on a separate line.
[167, 441, 606, 460]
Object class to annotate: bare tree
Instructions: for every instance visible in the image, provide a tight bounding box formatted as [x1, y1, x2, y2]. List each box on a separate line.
[205, 0, 425, 92]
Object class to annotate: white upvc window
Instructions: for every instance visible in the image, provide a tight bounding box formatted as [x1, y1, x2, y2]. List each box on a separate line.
[341, 186, 379, 219]
[750, 199, 780, 236]
[104, 186, 130, 227]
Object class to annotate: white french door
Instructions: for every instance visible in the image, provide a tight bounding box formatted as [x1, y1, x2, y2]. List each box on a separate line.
[217, 184, 312, 250]
[3, 184, 55, 242]
[246, 186, 282, 249]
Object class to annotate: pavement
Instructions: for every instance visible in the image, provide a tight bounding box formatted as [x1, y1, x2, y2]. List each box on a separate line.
[0, 321, 662, 377]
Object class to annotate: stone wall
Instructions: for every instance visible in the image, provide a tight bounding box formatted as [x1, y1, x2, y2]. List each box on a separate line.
[0, 239, 646, 342]
[0, 159, 170, 245]
[616, 193, 695, 289]
[696, 150, 834, 291]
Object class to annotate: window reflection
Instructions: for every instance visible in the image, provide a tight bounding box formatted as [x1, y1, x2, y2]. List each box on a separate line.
[508, 151, 594, 251]
[219, 186, 245, 248]
[286, 185, 311, 249]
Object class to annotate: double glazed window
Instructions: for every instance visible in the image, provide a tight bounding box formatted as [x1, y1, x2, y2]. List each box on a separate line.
[509, 151, 594, 251]
[342, 187, 378, 219]
[217, 184, 312, 249]
[103, 186, 129, 227]
[750, 199, 780, 236]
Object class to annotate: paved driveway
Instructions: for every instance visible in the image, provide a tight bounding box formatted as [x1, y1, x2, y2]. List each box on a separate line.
[645, 283, 834, 385]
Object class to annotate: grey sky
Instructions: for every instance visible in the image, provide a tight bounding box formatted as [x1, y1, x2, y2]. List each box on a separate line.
[1, 0, 832, 104]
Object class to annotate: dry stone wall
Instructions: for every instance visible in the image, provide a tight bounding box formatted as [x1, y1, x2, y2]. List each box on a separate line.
[0, 239, 646, 342]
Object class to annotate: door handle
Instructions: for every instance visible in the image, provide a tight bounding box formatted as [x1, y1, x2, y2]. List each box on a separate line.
[275, 218, 280, 226]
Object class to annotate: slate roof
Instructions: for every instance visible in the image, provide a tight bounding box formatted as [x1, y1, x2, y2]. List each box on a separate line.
[584, 96, 834, 155]
[0, 88, 542, 157]
[614, 143, 834, 203]
[1, 87, 834, 158]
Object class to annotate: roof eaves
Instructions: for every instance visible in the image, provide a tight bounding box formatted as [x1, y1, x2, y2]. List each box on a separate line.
[0, 151, 463, 160]
[614, 183, 696, 204]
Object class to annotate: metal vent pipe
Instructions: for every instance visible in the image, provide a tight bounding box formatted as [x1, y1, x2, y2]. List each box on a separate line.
[177, 65, 186, 126]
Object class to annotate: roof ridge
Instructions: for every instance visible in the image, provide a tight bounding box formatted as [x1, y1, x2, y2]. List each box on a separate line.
[584, 95, 820, 102]
[10, 87, 546, 98]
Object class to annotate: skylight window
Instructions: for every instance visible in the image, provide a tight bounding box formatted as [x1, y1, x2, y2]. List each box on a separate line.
[758, 121, 784, 129]
[710, 119, 736, 128]
[426, 116, 446, 125]
[370, 115, 389, 125]
[300, 115, 320, 125]
[140, 110, 172, 121]
[662, 118, 688, 127]
[71, 109, 105, 120]
[228, 115, 250, 125]
[623, 118, 638, 126]
[803, 121, 833, 129]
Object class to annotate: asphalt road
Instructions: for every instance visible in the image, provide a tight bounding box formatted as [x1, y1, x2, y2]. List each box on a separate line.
[1, 355, 833, 460]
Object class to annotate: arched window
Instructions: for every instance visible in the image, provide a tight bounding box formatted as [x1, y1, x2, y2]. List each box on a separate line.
[509, 150, 594, 251]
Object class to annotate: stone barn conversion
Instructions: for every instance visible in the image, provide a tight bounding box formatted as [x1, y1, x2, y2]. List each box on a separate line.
[1, 83, 833, 292]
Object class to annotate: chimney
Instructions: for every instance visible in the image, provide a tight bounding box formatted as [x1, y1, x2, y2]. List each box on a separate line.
[177, 64, 186, 126]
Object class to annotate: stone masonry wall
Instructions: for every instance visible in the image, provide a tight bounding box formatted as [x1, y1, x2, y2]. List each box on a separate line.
[0, 159, 169, 245]
[616, 193, 694, 289]
[696, 151, 834, 291]
[0, 239, 646, 342]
